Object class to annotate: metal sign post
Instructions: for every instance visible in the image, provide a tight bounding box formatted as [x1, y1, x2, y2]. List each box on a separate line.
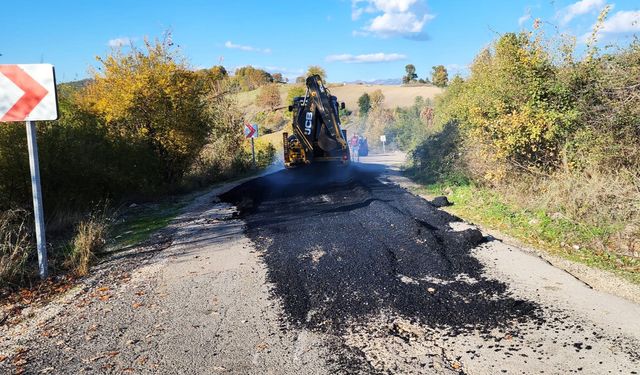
[251, 137, 256, 168]
[244, 122, 259, 169]
[25, 120, 48, 278]
[0, 64, 58, 279]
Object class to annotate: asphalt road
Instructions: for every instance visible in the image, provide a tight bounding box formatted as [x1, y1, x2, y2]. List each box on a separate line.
[1, 154, 639, 374]
[219, 159, 640, 374]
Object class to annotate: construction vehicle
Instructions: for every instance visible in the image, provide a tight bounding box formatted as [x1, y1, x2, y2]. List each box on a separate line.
[283, 75, 350, 168]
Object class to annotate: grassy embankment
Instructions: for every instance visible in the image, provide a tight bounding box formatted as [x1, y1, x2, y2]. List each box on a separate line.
[412, 179, 640, 284]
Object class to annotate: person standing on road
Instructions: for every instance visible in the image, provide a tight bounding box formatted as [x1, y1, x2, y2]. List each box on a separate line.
[350, 134, 360, 162]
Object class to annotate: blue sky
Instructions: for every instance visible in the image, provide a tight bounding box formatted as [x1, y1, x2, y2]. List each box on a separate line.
[2, 0, 639, 83]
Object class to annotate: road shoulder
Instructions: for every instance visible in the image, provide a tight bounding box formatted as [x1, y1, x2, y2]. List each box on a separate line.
[375, 158, 640, 306]
[0, 172, 335, 374]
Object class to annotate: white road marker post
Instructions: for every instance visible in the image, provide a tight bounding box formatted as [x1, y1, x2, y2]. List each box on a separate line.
[0, 64, 59, 279]
[380, 134, 387, 154]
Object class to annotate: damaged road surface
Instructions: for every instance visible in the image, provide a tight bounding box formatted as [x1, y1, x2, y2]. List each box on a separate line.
[1, 156, 639, 374]
[220, 162, 640, 374]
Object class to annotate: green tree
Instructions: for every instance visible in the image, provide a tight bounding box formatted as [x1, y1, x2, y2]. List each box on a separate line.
[286, 85, 306, 105]
[306, 65, 327, 81]
[208, 65, 228, 81]
[431, 65, 449, 87]
[234, 66, 273, 91]
[257, 83, 281, 110]
[195, 65, 228, 89]
[358, 93, 371, 117]
[78, 39, 213, 185]
[369, 89, 385, 109]
[403, 64, 418, 84]
[272, 72, 284, 83]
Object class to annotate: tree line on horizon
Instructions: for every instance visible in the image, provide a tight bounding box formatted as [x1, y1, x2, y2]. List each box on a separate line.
[402, 64, 449, 87]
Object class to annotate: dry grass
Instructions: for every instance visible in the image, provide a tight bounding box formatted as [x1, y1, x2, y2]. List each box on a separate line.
[66, 213, 109, 276]
[0, 209, 33, 286]
[506, 167, 640, 258]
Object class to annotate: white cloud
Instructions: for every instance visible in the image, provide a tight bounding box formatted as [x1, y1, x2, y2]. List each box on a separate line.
[600, 10, 640, 33]
[107, 37, 132, 47]
[557, 0, 606, 25]
[580, 9, 640, 42]
[518, 8, 531, 26]
[224, 41, 271, 54]
[352, 0, 434, 40]
[372, 0, 418, 13]
[369, 12, 432, 34]
[326, 52, 407, 63]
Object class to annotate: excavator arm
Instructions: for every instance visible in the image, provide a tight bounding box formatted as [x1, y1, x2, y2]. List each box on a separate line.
[305, 75, 348, 149]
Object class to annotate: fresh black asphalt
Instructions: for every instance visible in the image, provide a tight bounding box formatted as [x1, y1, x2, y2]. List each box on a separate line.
[220, 164, 541, 338]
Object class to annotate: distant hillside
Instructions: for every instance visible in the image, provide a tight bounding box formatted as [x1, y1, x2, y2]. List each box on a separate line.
[345, 78, 402, 85]
[58, 78, 92, 90]
[235, 83, 443, 120]
[234, 84, 291, 126]
[329, 84, 443, 113]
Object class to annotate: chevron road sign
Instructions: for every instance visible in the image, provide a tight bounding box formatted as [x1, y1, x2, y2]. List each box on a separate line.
[0, 64, 59, 279]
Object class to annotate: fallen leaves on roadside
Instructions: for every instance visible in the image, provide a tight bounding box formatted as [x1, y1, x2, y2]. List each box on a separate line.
[132, 303, 143, 309]
[12, 357, 27, 366]
[255, 342, 269, 351]
[0, 354, 7, 362]
[0, 276, 75, 328]
[101, 363, 115, 371]
[40, 329, 59, 338]
[451, 361, 461, 370]
[89, 354, 105, 362]
[12, 348, 29, 374]
[15, 347, 29, 355]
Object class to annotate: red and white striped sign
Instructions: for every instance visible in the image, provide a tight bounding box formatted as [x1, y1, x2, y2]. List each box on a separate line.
[0, 64, 58, 122]
[244, 122, 258, 138]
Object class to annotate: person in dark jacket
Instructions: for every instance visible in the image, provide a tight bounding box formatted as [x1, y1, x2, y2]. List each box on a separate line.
[358, 137, 369, 157]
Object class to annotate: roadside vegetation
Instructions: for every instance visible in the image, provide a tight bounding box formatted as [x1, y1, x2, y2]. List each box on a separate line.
[397, 11, 640, 280]
[0, 35, 275, 290]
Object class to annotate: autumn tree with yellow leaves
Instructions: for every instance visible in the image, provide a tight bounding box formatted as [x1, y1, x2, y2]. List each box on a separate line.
[78, 38, 212, 185]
